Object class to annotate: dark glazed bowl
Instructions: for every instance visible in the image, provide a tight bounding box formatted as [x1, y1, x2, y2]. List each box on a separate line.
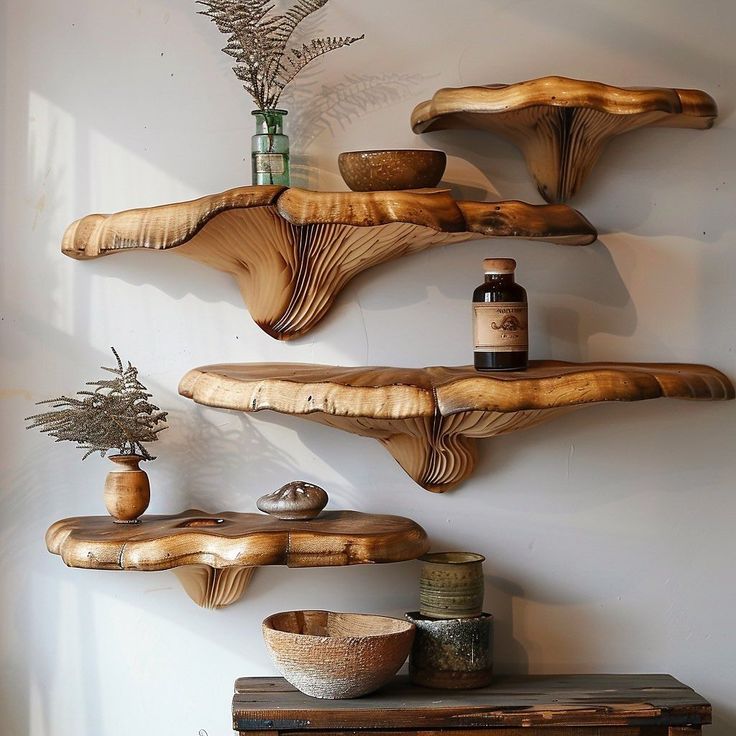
[338, 149, 447, 191]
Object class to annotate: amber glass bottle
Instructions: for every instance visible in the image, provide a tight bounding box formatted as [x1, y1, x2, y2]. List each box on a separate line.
[473, 258, 528, 371]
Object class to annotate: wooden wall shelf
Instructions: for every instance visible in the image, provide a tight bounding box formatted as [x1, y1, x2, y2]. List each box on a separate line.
[411, 76, 718, 203]
[46, 509, 429, 609]
[61, 186, 596, 340]
[179, 361, 734, 493]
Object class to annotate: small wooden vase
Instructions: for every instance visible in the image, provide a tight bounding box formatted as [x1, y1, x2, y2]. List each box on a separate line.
[103, 454, 150, 523]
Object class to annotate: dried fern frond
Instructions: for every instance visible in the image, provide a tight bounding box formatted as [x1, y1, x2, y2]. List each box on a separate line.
[25, 348, 168, 461]
[278, 34, 363, 89]
[197, 0, 364, 111]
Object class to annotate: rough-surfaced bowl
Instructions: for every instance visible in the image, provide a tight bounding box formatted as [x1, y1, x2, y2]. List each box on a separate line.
[338, 149, 447, 191]
[262, 610, 415, 699]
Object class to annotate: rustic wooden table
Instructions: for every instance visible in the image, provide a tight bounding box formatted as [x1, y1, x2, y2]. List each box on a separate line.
[232, 675, 710, 735]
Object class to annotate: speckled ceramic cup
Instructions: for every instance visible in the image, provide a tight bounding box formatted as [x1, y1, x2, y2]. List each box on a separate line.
[338, 149, 446, 191]
[405, 611, 494, 689]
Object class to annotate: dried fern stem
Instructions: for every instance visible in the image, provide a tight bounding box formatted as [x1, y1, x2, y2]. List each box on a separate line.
[25, 348, 168, 460]
[197, 0, 364, 111]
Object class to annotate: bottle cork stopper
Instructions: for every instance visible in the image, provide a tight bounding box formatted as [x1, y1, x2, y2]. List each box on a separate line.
[483, 258, 516, 274]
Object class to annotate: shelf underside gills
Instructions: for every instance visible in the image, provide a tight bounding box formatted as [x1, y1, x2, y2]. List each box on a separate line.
[46, 509, 429, 608]
[179, 361, 733, 493]
[411, 76, 718, 202]
[61, 186, 596, 340]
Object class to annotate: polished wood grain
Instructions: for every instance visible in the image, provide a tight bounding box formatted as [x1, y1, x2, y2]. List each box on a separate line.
[411, 76, 718, 202]
[232, 674, 710, 731]
[179, 361, 734, 493]
[61, 186, 596, 340]
[46, 509, 429, 608]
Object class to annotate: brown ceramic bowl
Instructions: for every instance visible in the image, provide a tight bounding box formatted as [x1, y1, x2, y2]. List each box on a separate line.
[338, 149, 447, 191]
[262, 610, 415, 699]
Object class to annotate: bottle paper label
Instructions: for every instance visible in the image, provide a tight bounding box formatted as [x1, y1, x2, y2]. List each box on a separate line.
[254, 153, 286, 175]
[473, 302, 528, 352]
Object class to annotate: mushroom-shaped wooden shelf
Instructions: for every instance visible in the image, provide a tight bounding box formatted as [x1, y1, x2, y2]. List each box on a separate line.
[46, 509, 429, 609]
[61, 186, 596, 340]
[411, 76, 718, 203]
[179, 361, 733, 493]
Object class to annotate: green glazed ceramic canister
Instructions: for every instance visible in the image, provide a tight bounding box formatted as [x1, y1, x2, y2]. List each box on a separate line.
[419, 551, 485, 619]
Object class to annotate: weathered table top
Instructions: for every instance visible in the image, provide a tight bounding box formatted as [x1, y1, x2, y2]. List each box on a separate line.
[233, 675, 711, 731]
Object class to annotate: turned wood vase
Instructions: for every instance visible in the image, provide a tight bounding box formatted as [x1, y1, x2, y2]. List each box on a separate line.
[103, 454, 150, 523]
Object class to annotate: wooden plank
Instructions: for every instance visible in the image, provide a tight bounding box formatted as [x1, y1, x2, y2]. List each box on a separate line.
[232, 676, 710, 731]
[238, 731, 666, 736]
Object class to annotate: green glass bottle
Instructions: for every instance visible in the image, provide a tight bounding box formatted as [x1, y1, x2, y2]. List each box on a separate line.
[251, 109, 290, 186]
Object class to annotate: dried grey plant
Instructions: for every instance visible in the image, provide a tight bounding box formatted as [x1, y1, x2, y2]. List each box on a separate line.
[25, 348, 168, 461]
[197, 0, 364, 111]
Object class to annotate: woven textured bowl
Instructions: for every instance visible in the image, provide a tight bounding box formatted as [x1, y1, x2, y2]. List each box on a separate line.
[338, 149, 446, 191]
[262, 610, 415, 699]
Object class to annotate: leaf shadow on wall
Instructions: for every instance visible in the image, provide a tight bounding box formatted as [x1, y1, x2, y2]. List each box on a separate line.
[159, 407, 292, 512]
[281, 71, 438, 188]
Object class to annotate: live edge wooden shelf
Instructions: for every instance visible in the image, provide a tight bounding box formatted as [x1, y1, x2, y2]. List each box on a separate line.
[233, 675, 711, 734]
[179, 361, 733, 493]
[411, 76, 718, 203]
[60, 186, 596, 340]
[45, 509, 429, 609]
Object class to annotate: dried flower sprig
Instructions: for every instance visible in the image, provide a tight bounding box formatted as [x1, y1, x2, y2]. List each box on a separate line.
[197, 0, 364, 111]
[25, 348, 168, 460]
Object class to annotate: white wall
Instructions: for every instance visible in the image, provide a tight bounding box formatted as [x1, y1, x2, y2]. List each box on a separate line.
[2, 0, 735, 733]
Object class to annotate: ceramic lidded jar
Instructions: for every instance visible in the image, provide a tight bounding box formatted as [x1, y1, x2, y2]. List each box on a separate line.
[419, 551, 485, 619]
[103, 454, 150, 523]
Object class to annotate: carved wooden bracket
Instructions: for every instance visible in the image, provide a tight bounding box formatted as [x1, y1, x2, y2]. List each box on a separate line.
[61, 186, 596, 340]
[46, 509, 429, 608]
[411, 76, 718, 202]
[179, 361, 734, 493]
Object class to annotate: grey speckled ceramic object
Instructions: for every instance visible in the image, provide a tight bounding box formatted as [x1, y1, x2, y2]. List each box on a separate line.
[262, 610, 415, 699]
[405, 611, 493, 689]
[256, 481, 329, 520]
[338, 149, 446, 191]
[419, 551, 485, 619]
